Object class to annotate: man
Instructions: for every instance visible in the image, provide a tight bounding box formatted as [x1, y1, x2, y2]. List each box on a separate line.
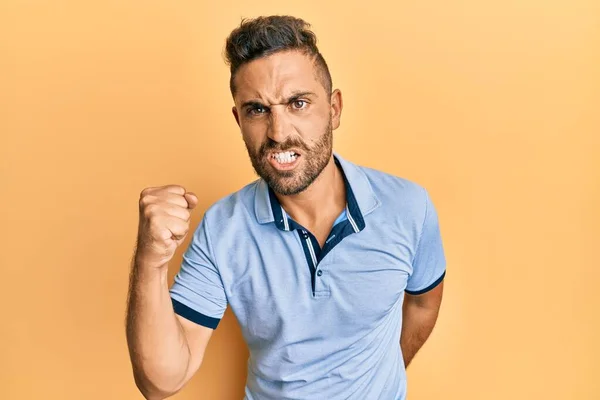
[126, 15, 446, 400]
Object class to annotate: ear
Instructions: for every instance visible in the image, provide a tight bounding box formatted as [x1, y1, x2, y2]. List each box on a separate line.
[232, 106, 240, 127]
[330, 89, 343, 130]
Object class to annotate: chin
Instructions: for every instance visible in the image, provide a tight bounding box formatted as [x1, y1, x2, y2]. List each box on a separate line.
[272, 176, 314, 196]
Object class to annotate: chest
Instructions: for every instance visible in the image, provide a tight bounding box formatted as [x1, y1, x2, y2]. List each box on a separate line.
[220, 222, 416, 346]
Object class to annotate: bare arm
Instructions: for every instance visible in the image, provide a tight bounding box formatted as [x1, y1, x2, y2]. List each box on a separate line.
[125, 185, 213, 400]
[125, 257, 213, 399]
[400, 280, 444, 368]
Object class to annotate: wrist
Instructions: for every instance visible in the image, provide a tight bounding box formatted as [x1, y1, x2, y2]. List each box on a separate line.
[134, 250, 169, 277]
[134, 246, 170, 269]
[133, 260, 169, 286]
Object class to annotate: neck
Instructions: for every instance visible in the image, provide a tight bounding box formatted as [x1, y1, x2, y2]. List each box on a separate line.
[275, 155, 346, 227]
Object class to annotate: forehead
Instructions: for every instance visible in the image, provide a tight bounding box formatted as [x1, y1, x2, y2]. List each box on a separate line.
[233, 50, 322, 102]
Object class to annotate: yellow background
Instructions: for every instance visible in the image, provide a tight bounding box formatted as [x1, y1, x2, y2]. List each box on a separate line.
[2, 1, 599, 399]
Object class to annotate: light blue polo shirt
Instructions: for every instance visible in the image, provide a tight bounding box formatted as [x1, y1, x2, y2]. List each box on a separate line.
[169, 152, 446, 400]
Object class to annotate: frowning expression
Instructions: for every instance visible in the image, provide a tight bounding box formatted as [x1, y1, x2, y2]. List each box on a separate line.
[232, 50, 342, 195]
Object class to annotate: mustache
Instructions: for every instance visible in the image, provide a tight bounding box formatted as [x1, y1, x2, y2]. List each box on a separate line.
[259, 138, 308, 156]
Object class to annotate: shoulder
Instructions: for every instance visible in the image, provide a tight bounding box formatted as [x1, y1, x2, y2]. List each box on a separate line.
[357, 163, 429, 213]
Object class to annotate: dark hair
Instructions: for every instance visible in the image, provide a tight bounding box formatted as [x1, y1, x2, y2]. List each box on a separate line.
[224, 15, 332, 96]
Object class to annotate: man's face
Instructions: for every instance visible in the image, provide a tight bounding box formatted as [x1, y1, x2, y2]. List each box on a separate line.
[231, 50, 342, 196]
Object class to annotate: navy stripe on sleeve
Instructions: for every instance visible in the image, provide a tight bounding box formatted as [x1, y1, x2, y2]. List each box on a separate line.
[171, 298, 221, 329]
[405, 271, 446, 296]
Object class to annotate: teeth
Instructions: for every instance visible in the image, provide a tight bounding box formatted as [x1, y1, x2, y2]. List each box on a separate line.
[273, 151, 298, 164]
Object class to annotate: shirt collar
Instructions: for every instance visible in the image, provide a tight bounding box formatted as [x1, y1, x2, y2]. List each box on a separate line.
[254, 152, 381, 231]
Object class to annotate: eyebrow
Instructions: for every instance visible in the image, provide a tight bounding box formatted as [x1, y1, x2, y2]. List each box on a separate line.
[241, 91, 317, 109]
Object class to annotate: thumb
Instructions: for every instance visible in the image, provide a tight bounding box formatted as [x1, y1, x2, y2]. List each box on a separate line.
[184, 192, 199, 209]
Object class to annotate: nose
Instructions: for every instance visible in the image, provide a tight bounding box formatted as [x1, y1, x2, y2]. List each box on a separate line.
[267, 106, 291, 143]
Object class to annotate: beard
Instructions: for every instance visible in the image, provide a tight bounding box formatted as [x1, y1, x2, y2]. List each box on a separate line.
[244, 119, 333, 196]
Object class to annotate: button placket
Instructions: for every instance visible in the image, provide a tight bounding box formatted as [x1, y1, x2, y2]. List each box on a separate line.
[295, 228, 330, 298]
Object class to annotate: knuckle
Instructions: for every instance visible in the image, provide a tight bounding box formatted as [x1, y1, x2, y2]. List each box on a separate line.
[168, 185, 185, 195]
[140, 186, 158, 197]
[139, 195, 151, 208]
[175, 220, 188, 234]
[143, 203, 160, 218]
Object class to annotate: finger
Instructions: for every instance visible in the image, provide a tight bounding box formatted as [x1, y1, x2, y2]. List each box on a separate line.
[162, 204, 191, 222]
[184, 192, 198, 209]
[164, 185, 186, 195]
[166, 218, 189, 240]
[163, 193, 190, 209]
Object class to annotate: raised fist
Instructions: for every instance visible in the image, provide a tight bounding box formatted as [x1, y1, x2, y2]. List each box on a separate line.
[135, 185, 198, 269]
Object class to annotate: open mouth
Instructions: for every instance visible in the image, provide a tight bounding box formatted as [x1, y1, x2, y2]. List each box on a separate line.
[271, 151, 299, 164]
[268, 150, 301, 170]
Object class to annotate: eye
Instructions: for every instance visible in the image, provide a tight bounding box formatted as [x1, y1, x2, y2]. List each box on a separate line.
[248, 105, 267, 115]
[291, 100, 307, 110]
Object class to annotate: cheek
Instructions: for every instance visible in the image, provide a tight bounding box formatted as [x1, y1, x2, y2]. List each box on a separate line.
[241, 118, 267, 136]
[294, 104, 330, 129]
[292, 115, 327, 141]
[241, 127, 265, 151]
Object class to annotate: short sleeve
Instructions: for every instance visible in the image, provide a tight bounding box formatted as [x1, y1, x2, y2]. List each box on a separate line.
[169, 214, 227, 329]
[405, 189, 447, 295]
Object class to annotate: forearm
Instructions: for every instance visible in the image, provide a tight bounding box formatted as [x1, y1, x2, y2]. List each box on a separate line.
[125, 257, 190, 399]
[399, 300, 440, 368]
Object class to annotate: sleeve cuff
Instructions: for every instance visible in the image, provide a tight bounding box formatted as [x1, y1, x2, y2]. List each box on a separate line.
[405, 270, 446, 295]
[171, 298, 221, 329]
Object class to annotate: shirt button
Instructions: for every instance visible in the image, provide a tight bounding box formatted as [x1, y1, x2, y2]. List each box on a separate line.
[317, 270, 323, 277]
